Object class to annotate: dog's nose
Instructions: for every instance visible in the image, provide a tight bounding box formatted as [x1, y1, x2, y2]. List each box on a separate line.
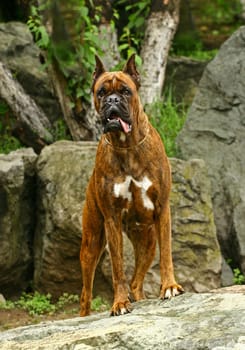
[106, 94, 120, 104]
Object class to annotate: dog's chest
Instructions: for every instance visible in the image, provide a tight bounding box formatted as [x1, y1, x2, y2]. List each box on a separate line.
[113, 175, 154, 211]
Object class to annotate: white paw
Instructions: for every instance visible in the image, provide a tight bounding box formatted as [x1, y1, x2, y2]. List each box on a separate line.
[120, 307, 128, 315]
[164, 287, 181, 299]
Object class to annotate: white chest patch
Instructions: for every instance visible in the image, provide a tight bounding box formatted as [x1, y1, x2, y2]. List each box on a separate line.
[113, 176, 154, 210]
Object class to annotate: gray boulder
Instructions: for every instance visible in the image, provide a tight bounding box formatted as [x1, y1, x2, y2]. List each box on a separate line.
[0, 148, 37, 297]
[0, 290, 244, 350]
[165, 56, 208, 105]
[34, 141, 222, 299]
[177, 26, 245, 274]
[34, 141, 99, 297]
[0, 21, 61, 122]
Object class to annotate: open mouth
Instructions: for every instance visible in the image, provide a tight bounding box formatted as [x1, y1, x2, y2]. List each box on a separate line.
[106, 113, 132, 134]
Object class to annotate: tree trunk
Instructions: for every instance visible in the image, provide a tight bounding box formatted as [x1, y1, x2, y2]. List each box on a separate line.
[0, 62, 53, 153]
[140, 0, 180, 105]
[47, 61, 96, 141]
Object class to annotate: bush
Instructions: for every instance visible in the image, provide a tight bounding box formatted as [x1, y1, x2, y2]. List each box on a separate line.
[16, 292, 56, 316]
[0, 292, 80, 316]
[91, 296, 110, 312]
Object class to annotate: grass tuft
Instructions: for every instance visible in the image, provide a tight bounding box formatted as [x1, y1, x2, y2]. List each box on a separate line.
[147, 91, 187, 157]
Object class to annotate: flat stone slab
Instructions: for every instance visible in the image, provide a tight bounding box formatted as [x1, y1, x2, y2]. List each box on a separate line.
[1, 291, 245, 349]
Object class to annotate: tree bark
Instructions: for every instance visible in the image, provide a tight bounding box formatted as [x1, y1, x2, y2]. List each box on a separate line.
[140, 0, 180, 105]
[0, 62, 53, 153]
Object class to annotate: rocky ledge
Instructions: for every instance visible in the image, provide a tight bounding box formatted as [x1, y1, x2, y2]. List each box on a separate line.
[0, 288, 245, 350]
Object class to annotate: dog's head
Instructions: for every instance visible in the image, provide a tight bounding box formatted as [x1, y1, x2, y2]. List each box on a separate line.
[92, 54, 141, 134]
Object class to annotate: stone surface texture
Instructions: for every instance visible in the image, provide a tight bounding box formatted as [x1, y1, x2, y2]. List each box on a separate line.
[177, 26, 245, 274]
[34, 142, 98, 297]
[165, 56, 208, 105]
[0, 148, 37, 296]
[0, 21, 61, 122]
[0, 290, 244, 350]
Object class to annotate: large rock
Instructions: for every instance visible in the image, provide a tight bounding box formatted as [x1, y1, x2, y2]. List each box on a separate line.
[34, 141, 222, 299]
[177, 26, 245, 274]
[0, 148, 37, 297]
[0, 21, 61, 122]
[0, 290, 245, 350]
[34, 141, 99, 297]
[165, 56, 208, 105]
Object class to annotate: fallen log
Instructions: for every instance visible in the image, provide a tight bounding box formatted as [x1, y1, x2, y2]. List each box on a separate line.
[0, 61, 53, 153]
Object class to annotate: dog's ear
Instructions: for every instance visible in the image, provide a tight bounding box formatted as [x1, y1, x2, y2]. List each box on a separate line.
[92, 55, 106, 92]
[123, 53, 141, 89]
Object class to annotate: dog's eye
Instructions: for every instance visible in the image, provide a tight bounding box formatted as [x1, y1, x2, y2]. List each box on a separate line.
[121, 87, 131, 96]
[97, 87, 106, 99]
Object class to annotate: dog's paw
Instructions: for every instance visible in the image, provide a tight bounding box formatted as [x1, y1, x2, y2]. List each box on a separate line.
[110, 300, 132, 316]
[160, 284, 184, 300]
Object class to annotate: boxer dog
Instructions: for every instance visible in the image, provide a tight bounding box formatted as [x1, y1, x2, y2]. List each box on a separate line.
[80, 54, 183, 316]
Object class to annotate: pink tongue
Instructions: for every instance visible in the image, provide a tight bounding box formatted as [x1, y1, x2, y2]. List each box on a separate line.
[118, 118, 131, 133]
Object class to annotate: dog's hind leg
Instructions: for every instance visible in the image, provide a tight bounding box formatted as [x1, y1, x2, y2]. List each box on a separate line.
[128, 224, 156, 301]
[157, 203, 184, 299]
[80, 198, 105, 317]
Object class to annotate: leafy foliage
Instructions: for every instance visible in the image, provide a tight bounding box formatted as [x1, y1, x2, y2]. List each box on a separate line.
[233, 268, 245, 285]
[16, 292, 56, 316]
[0, 292, 110, 316]
[227, 259, 245, 285]
[0, 101, 23, 154]
[0, 292, 80, 316]
[116, 0, 151, 61]
[55, 293, 79, 310]
[52, 119, 72, 141]
[91, 296, 110, 312]
[27, 1, 102, 103]
[27, 5, 50, 49]
[199, 0, 242, 25]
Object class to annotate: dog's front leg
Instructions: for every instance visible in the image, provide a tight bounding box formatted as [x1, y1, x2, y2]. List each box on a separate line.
[105, 217, 132, 316]
[80, 197, 105, 317]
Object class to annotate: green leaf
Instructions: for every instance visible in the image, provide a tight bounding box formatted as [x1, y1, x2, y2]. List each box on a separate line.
[37, 26, 49, 48]
[79, 6, 89, 18]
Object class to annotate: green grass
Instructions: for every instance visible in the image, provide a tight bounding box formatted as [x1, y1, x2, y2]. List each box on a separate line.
[173, 48, 218, 61]
[0, 292, 79, 316]
[147, 93, 187, 158]
[0, 292, 110, 316]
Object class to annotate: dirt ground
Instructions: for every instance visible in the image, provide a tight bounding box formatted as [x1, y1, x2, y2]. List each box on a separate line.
[0, 303, 81, 331]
